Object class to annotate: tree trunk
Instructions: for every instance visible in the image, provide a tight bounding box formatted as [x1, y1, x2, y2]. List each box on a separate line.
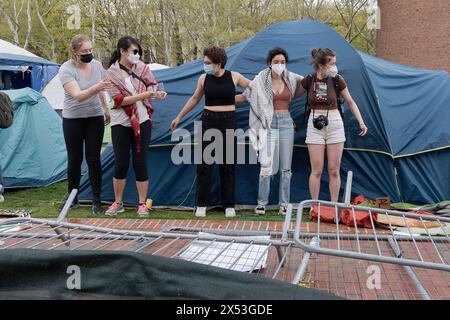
[34, 0, 56, 60]
[159, 0, 172, 66]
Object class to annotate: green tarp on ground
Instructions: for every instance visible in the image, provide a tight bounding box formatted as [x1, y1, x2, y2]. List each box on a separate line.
[0, 249, 342, 300]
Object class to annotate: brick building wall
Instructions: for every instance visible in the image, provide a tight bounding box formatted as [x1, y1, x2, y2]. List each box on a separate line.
[376, 0, 450, 74]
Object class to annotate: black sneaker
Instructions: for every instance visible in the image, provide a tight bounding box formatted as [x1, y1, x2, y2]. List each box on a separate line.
[255, 205, 266, 215]
[59, 194, 80, 211]
[279, 205, 287, 216]
[92, 201, 105, 215]
[71, 199, 81, 210]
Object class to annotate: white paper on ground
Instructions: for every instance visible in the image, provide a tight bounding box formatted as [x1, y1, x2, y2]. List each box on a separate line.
[0, 225, 23, 233]
[179, 232, 270, 272]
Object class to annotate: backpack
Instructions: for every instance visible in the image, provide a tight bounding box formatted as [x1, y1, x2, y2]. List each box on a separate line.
[0, 92, 13, 129]
[303, 73, 344, 123]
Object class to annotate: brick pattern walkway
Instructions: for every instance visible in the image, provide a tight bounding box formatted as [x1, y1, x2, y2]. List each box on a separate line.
[66, 218, 393, 234]
[61, 217, 449, 300]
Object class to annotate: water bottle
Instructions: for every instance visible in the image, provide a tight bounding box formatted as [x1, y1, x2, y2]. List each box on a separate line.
[146, 198, 153, 210]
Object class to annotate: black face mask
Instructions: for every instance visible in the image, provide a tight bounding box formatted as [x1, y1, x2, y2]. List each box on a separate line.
[80, 53, 93, 63]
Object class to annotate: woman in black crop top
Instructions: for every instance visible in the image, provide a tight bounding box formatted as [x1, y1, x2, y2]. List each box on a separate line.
[170, 46, 250, 217]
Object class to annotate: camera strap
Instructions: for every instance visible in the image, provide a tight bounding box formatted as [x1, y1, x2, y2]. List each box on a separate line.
[312, 105, 329, 120]
[119, 63, 149, 87]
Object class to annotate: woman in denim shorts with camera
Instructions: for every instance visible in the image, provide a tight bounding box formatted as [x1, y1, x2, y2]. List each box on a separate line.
[300, 48, 368, 202]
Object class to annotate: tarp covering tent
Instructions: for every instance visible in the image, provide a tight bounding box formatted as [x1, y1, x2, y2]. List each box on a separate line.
[360, 52, 450, 204]
[0, 88, 67, 188]
[79, 20, 450, 207]
[0, 39, 59, 92]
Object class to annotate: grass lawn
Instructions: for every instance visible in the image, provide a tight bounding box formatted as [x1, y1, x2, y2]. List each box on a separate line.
[0, 181, 308, 222]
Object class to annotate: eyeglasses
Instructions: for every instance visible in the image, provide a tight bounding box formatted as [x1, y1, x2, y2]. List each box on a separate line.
[130, 49, 139, 55]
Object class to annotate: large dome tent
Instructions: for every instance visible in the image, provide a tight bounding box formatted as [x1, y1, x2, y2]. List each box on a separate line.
[78, 20, 450, 207]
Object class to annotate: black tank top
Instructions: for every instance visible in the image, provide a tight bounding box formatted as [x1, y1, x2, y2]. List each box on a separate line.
[204, 70, 236, 106]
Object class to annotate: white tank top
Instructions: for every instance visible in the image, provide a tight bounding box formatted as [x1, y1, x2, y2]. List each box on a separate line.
[110, 76, 150, 127]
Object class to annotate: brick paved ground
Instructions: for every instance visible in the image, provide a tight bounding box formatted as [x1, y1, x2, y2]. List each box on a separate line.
[2, 217, 449, 300]
[62, 218, 449, 300]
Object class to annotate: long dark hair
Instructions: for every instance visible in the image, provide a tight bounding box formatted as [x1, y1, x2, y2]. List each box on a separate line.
[109, 36, 143, 67]
[310, 48, 336, 71]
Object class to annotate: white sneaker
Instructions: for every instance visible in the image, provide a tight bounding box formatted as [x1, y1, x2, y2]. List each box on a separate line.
[195, 206, 206, 217]
[225, 208, 236, 218]
[279, 205, 288, 216]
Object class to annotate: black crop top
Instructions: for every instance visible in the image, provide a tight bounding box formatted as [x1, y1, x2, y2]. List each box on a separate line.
[204, 70, 236, 106]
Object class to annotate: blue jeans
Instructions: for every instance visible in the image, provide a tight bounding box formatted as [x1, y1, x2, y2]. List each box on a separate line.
[257, 113, 294, 206]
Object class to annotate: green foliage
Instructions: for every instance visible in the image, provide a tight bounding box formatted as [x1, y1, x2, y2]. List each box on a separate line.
[0, 0, 377, 65]
[0, 182, 307, 221]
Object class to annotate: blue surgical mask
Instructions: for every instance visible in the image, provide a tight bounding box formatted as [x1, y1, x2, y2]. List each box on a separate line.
[204, 64, 215, 75]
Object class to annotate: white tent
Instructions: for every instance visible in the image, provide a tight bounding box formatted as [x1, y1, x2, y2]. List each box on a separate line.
[0, 39, 40, 57]
[149, 63, 170, 71]
[42, 63, 170, 112]
[41, 74, 64, 111]
[0, 39, 40, 72]
[0, 39, 59, 91]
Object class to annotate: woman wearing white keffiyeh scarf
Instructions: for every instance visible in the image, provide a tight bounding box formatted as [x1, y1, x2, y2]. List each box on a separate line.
[236, 48, 304, 216]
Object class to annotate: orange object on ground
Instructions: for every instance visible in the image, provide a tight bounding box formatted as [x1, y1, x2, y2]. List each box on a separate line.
[309, 205, 339, 223]
[351, 195, 372, 205]
[309, 204, 379, 228]
[340, 209, 378, 228]
[146, 198, 153, 210]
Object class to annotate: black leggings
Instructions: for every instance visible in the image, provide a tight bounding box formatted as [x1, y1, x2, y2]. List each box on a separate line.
[111, 121, 151, 181]
[63, 116, 104, 201]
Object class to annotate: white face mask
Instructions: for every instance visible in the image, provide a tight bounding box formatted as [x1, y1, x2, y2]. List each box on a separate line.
[326, 65, 338, 78]
[271, 63, 286, 76]
[127, 52, 140, 64]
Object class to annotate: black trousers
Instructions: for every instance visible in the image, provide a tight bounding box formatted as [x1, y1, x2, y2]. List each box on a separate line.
[111, 120, 151, 182]
[196, 110, 237, 208]
[63, 116, 104, 201]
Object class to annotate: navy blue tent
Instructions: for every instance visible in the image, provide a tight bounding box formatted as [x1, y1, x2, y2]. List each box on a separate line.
[79, 20, 450, 207]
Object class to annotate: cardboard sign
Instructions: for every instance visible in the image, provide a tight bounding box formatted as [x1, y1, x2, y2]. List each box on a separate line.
[375, 197, 391, 209]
